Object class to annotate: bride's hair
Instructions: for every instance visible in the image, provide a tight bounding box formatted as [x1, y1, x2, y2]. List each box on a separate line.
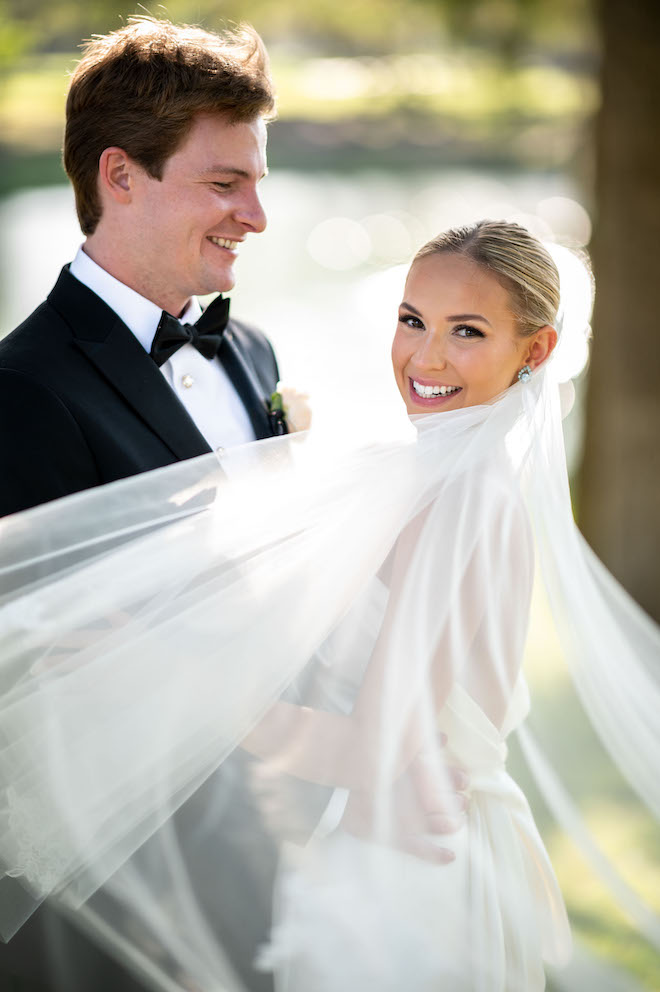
[415, 221, 561, 336]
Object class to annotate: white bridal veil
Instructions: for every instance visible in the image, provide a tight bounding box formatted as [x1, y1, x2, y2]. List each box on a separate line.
[0, 246, 659, 991]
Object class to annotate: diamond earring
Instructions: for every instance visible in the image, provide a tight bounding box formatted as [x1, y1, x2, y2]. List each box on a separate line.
[517, 364, 532, 383]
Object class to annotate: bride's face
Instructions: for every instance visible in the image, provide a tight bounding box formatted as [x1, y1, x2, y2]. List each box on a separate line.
[392, 252, 542, 414]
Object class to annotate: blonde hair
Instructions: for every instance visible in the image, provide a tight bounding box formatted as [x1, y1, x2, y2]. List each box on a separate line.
[64, 16, 275, 235]
[414, 221, 561, 335]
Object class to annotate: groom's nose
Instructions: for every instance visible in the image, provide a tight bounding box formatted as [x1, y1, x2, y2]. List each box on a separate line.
[235, 188, 267, 233]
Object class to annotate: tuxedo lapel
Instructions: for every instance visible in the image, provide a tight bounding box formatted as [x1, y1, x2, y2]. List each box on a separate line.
[219, 329, 272, 440]
[75, 330, 214, 460]
[49, 269, 212, 461]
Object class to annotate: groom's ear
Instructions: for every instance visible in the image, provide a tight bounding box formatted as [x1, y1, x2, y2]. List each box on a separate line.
[98, 147, 134, 205]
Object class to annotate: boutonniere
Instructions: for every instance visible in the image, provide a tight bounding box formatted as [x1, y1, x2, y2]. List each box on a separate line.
[268, 382, 312, 436]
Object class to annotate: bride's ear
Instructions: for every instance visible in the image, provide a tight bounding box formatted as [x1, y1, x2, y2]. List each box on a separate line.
[524, 325, 558, 372]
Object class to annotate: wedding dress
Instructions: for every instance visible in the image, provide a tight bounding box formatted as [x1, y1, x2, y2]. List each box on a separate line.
[243, 445, 570, 991]
[0, 247, 659, 990]
[264, 671, 570, 992]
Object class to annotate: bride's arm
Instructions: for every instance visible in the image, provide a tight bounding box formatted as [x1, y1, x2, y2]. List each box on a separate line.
[240, 507, 454, 790]
[240, 700, 366, 789]
[241, 478, 533, 789]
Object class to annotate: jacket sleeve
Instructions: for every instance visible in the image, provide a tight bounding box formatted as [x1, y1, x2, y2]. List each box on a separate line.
[0, 370, 99, 517]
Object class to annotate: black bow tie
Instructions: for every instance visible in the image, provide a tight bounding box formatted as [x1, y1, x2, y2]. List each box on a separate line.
[150, 295, 230, 367]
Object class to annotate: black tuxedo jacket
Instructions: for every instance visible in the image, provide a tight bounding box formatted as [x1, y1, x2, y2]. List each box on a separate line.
[0, 268, 281, 991]
[0, 266, 281, 518]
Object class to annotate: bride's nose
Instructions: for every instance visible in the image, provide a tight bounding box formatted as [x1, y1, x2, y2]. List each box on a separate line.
[415, 329, 448, 369]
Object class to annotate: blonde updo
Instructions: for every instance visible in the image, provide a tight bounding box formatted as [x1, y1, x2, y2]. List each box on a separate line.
[414, 221, 561, 336]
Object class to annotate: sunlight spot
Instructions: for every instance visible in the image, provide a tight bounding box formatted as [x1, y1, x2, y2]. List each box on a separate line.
[306, 216, 371, 271]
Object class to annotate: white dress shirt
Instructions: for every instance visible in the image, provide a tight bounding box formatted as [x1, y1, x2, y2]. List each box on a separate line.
[69, 247, 257, 452]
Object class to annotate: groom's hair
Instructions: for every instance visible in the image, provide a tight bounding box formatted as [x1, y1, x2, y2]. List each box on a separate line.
[64, 16, 275, 235]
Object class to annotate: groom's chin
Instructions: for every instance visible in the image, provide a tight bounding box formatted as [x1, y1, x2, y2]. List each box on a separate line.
[208, 265, 237, 296]
[195, 272, 236, 298]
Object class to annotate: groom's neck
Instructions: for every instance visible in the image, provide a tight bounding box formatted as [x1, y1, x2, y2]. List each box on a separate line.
[81, 235, 192, 317]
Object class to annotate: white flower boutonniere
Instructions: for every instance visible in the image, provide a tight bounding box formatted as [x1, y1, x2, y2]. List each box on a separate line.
[269, 382, 312, 435]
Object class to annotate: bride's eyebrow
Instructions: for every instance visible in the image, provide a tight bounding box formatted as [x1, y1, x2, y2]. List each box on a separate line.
[447, 312, 492, 326]
[399, 301, 422, 314]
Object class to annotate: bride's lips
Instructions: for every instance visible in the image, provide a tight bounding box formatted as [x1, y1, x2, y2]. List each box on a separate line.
[408, 377, 463, 407]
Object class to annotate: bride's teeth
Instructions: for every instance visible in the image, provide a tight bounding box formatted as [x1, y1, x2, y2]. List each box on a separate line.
[210, 237, 239, 250]
[412, 380, 459, 398]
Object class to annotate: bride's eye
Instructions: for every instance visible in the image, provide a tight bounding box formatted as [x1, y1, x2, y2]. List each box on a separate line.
[399, 313, 424, 330]
[454, 324, 484, 338]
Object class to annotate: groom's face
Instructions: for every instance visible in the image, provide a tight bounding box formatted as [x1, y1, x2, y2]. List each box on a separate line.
[127, 113, 268, 315]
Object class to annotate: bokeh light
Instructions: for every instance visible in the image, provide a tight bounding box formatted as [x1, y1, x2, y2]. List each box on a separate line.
[306, 216, 371, 270]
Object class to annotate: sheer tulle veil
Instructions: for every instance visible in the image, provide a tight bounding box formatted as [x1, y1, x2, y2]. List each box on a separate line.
[0, 243, 658, 991]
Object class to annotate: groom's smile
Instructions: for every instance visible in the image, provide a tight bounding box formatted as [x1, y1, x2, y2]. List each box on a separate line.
[208, 236, 241, 252]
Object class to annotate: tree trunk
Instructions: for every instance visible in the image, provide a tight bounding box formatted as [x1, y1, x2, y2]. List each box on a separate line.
[580, 0, 660, 622]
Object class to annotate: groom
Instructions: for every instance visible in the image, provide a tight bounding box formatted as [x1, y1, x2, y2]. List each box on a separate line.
[0, 15, 287, 992]
[0, 16, 282, 520]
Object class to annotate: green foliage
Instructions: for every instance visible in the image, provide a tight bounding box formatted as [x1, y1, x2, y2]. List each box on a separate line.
[0, 0, 598, 58]
[508, 596, 660, 989]
[0, 0, 39, 68]
[418, 0, 596, 54]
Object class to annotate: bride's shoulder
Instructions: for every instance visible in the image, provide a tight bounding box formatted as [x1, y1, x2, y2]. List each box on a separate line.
[423, 455, 533, 558]
[440, 451, 525, 512]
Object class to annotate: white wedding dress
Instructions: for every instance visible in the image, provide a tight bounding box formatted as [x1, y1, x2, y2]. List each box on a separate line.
[261, 536, 571, 992]
[264, 679, 570, 992]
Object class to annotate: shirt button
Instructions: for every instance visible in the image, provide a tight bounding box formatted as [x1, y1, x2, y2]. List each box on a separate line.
[182, 374, 194, 389]
[215, 446, 225, 457]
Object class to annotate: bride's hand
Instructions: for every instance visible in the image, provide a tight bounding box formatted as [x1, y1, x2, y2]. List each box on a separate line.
[410, 738, 469, 834]
[340, 735, 469, 865]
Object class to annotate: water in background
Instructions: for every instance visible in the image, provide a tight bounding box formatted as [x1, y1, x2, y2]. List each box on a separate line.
[0, 168, 590, 456]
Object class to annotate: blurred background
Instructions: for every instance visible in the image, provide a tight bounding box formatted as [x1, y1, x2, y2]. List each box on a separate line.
[1, 0, 658, 988]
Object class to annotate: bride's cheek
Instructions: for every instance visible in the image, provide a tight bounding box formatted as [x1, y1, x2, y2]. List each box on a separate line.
[391, 332, 410, 375]
[390, 342, 402, 381]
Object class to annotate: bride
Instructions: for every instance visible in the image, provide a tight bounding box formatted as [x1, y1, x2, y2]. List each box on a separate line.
[0, 221, 658, 992]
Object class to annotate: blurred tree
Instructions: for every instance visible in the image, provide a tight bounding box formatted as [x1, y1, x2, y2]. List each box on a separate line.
[580, 0, 660, 623]
[416, 0, 595, 60]
[0, 0, 595, 58]
[1, 0, 438, 57]
[0, 0, 38, 68]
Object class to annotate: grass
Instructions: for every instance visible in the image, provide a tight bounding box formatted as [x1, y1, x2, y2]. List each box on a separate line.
[272, 51, 598, 122]
[507, 584, 660, 989]
[0, 50, 596, 192]
[0, 54, 73, 150]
